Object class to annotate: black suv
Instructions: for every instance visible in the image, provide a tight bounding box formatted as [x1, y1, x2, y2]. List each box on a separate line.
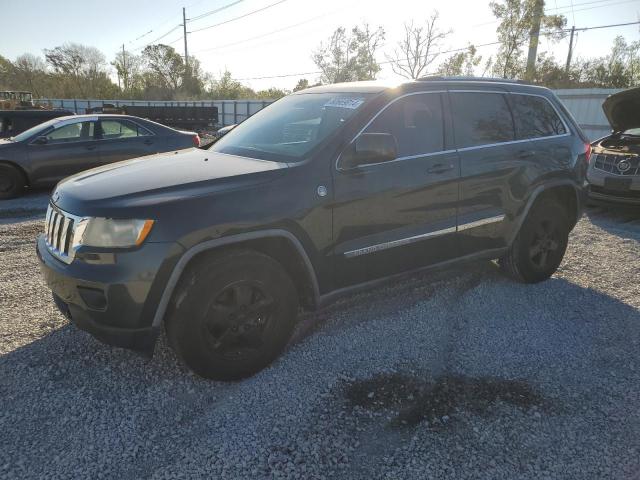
[37, 78, 589, 380]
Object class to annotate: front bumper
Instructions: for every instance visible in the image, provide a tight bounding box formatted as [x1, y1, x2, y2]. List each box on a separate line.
[36, 234, 184, 352]
[586, 166, 640, 206]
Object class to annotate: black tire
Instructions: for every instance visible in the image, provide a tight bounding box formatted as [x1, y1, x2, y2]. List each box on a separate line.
[0, 164, 25, 199]
[499, 198, 570, 283]
[165, 249, 299, 381]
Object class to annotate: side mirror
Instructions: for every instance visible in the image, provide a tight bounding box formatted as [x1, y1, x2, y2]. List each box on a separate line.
[341, 133, 397, 169]
[32, 136, 48, 145]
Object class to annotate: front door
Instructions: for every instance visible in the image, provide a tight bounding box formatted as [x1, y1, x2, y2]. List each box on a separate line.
[331, 91, 460, 288]
[27, 119, 100, 184]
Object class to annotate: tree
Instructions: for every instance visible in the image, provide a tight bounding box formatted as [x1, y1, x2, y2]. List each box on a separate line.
[140, 44, 185, 98]
[255, 87, 289, 99]
[312, 24, 384, 83]
[44, 43, 116, 98]
[581, 36, 640, 88]
[111, 50, 144, 93]
[293, 78, 309, 91]
[386, 12, 451, 79]
[207, 70, 255, 99]
[351, 24, 385, 80]
[438, 45, 483, 76]
[490, 0, 566, 79]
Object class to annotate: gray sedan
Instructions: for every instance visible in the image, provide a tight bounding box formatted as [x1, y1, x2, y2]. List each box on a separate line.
[0, 114, 200, 198]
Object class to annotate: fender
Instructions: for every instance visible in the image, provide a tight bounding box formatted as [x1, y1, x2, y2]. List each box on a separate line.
[151, 229, 321, 329]
[507, 179, 584, 245]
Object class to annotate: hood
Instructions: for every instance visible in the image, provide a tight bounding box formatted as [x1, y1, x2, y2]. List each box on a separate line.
[53, 148, 287, 212]
[603, 87, 640, 132]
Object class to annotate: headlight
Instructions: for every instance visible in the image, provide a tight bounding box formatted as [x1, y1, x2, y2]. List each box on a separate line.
[75, 218, 154, 248]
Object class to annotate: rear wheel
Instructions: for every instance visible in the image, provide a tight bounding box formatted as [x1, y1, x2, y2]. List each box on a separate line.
[165, 249, 299, 381]
[499, 198, 570, 283]
[0, 164, 25, 199]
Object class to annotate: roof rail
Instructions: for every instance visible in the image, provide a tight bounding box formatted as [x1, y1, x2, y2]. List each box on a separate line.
[417, 76, 533, 85]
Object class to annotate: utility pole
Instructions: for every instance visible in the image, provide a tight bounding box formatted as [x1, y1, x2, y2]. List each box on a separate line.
[565, 26, 576, 73]
[525, 0, 544, 81]
[182, 7, 189, 71]
[121, 44, 127, 91]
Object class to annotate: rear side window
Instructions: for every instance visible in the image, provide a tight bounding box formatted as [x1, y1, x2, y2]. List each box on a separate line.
[510, 94, 566, 139]
[450, 92, 515, 148]
[365, 93, 444, 157]
[100, 120, 152, 139]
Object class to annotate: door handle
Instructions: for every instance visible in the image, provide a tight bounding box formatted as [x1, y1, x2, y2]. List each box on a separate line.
[427, 163, 455, 174]
[143, 139, 154, 145]
[86, 145, 97, 151]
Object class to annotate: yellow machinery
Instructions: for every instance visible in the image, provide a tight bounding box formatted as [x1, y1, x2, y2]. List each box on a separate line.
[0, 91, 34, 110]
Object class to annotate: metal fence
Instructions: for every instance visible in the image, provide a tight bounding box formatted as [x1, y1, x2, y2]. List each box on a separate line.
[38, 88, 619, 140]
[554, 88, 620, 141]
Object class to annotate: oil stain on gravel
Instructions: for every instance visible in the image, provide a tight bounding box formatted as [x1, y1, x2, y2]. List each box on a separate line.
[344, 373, 544, 428]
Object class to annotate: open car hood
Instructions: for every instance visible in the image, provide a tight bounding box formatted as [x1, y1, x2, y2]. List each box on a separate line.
[603, 87, 640, 132]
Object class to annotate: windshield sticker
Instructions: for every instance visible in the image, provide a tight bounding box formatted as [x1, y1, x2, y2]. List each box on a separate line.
[324, 97, 366, 109]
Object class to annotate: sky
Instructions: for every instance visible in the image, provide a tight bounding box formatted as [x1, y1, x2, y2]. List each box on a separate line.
[1, 0, 639, 91]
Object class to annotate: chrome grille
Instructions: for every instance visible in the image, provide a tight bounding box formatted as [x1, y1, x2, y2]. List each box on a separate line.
[593, 153, 640, 176]
[44, 204, 79, 263]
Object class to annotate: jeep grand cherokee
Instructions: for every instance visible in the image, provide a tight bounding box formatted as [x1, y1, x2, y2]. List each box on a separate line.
[37, 78, 589, 380]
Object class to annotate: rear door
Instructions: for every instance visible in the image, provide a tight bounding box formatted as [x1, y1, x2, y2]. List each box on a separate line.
[97, 118, 159, 165]
[331, 91, 460, 288]
[27, 119, 100, 184]
[448, 90, 524, 255]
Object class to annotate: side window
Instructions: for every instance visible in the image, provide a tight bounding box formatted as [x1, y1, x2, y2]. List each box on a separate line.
[100, 120, 151, 139]
[365, 93, 444, 157]
[450, 92, 515, 148]
[510, 94, 566, 139]
[45, 121, 95, 144]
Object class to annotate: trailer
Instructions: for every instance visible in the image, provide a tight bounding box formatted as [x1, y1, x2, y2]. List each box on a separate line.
[85, 104, 218, 133]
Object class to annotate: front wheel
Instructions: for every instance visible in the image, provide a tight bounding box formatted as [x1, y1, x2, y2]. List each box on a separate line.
[499, 198, 570, 283]
[165, 250, 299, 381]
[0, 164, 25, 199]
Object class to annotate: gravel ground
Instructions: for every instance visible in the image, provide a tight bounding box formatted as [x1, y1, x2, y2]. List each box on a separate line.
[0, 207, 639, 479]
[0, 190, 49, 223]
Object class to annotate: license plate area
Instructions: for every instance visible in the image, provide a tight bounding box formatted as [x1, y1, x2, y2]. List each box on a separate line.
[604, 177, 632, 191]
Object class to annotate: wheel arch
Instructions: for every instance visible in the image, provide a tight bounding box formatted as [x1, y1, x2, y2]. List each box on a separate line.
[508, 180, 583, 245]
[0, 160, 29, 186]
[151, 229, 321, 329]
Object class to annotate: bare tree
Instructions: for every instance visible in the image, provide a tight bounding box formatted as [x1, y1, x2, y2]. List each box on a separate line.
[386, 12, 451, 79]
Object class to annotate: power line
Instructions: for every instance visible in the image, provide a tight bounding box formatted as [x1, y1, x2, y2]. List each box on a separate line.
[190, 0, 289, 34]
[189, 0, 246, 22]
[471, 0, 637, 28]
[191, 9, 345, 54]
[546, 0, 622, 10]
[132, 24, 182, 51]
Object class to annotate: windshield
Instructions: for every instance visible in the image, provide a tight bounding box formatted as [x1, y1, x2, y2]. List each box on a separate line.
[10, 118, 61, 142]
[209, 92, 373, 161]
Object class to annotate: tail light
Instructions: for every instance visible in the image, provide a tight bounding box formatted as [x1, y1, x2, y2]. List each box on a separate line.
[584, 142, 592, 164]
[193, 135, 201, 147]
